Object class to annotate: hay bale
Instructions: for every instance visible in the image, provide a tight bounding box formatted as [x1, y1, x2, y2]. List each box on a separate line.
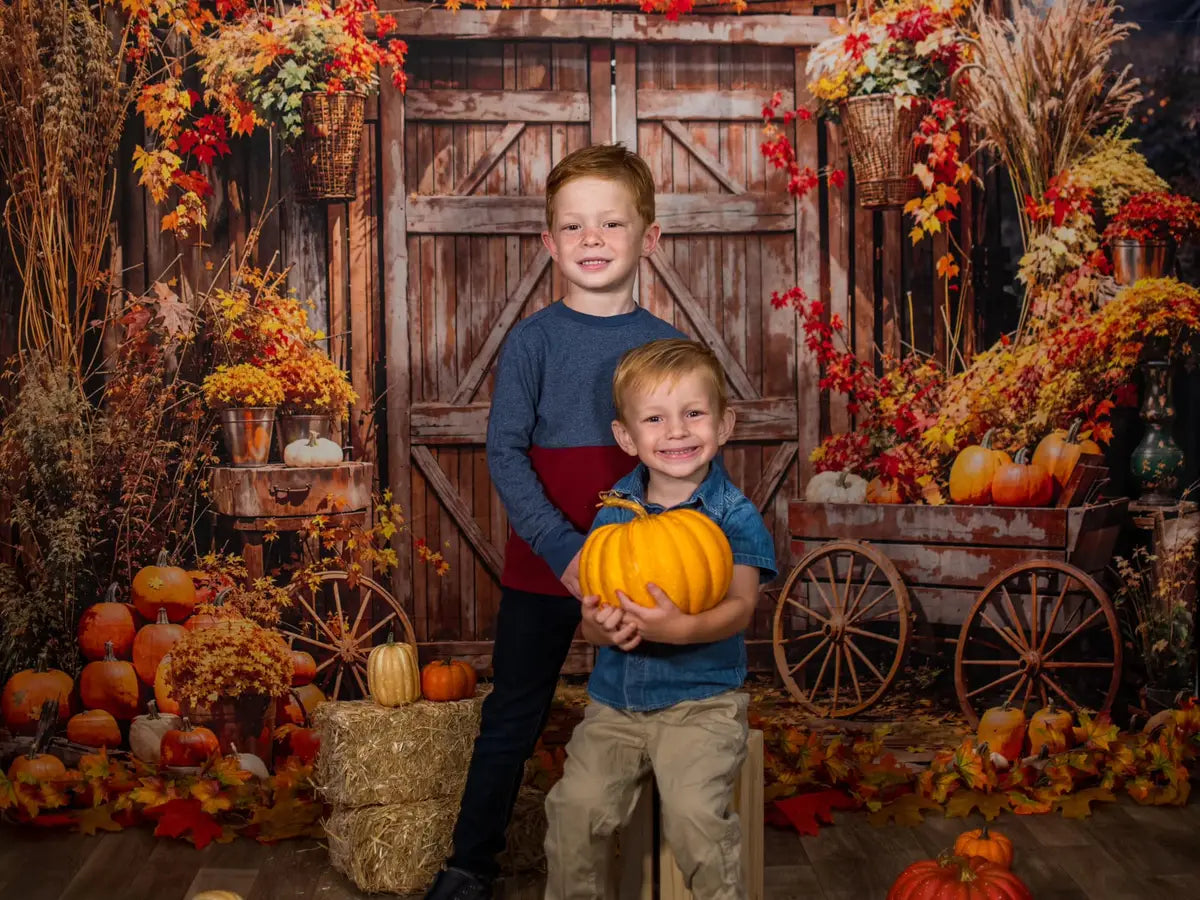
[325, 787, 547, 894]
[312, 694, 486, 806]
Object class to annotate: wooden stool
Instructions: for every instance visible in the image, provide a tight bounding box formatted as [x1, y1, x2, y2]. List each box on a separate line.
[612, 729, 764, 900]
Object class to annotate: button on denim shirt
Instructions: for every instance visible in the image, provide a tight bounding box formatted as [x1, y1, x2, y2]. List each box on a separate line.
[587, 460, 778, 712]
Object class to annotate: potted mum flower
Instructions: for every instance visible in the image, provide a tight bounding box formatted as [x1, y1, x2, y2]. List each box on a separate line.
[202, 363, 286, 467]
[196, 0, 407, 201]
[1103, 191, 1200, 284]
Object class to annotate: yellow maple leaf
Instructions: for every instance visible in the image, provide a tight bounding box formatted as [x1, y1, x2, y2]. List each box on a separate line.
[190, 779, 234, 815]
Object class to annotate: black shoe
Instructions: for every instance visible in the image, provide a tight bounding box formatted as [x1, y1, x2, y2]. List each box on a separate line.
[423, 867, 493, 900]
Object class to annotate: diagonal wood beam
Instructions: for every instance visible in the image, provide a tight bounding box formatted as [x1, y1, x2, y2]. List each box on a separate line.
[749, 442, 798, 512]
[646, 250, 757, 400]
[412, 446, 504, 579]
[661, 120, 744, 194]
[450, 248, 551, 405]
[453, 121, 525, 197]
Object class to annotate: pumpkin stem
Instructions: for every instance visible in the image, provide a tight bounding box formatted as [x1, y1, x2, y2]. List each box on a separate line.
[104, 582, 120, 604]
[836, 471, 850, 488]
[981, 428, 996, 449]
[180, 717, 193, 732]
[156, 607, 170, 625]
[1066, 419, 1083, 443]
[597, 493, 649, 518]
[386, 631, 395, 645]
[978, 740, 989, 757]
[147, 700, 160, 719]
[103, 640, 116, 662]
[979, 823, 990, 839]
[157, 549, 172, 566]
[214, 586, 233, 607]
[308, 429, 319, 446]
[1012, 448, 1030, 465]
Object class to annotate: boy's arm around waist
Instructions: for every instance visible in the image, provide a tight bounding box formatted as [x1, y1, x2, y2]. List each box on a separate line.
[485, 332, 584, 577]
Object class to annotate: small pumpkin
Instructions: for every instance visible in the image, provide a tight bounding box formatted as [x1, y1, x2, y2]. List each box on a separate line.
[991, 448, 1054, 507]
[977, 701, 1027, 764]
[184, 587, 239, 633]
[367, 635, 421, 706]
[131, 549, 197, 623]
[866, 476, 904, 504]
[949, 430, 1010, 505]
[953, 824, 1014, 869]
[421, 659, 477, 702]
[160, 717, 220, 768]
[804, 470, 868, 504]
[579, 494, 733, 613]
[289, 640, 317, 687]
[1033, 419, 1102, 490]
[284, 430, 344, 467]
[1, 655, 74, 734]
[66, 709, 122, 749]
[1027, 699, 1074, 756]
[888, 854, 1031, 900]
[273, 723, 321, 767]
[228, 742, 270, 779]
[78, 583, 137, 662]
[129, 700, 183, 764]
[7, 747, 67, 783]
[80, 640, 141, 721]
[132, 607, 187, 685]
[153, 654, 181, 716]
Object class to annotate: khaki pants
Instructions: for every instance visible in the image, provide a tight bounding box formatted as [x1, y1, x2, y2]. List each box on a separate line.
[544, 691, 749, 900]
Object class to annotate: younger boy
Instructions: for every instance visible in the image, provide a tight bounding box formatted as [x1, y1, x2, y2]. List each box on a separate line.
[544, 339, 777, 900]
[424, 145, 684, 900]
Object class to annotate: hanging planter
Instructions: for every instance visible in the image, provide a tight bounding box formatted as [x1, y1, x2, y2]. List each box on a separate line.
[290, 91, 367, 203]
[1110, 238, 1175, 286]
[839, 94, 929, 209]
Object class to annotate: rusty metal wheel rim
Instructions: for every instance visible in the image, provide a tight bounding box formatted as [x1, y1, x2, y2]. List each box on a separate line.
[284, 571, 416, 701]
[773, 540, 911, 717]
[954, 559, 1121, 727]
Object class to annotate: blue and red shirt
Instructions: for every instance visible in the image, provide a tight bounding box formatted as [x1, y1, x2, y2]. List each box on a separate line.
[485, 300, 684, 595]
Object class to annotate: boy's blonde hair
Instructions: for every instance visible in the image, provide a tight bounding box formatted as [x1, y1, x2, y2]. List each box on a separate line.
[612, 339, 729, 422]
[545, 144, 656, 229]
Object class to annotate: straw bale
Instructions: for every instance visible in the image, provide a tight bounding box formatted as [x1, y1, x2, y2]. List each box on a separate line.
[312, 693, 486, 806]
[325, 787, 547, 894]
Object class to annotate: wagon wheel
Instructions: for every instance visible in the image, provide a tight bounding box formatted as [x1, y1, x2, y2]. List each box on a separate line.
[955, 560, 1121, 727]
[284, 571, 417, 701]
[773, 541, 911, 717]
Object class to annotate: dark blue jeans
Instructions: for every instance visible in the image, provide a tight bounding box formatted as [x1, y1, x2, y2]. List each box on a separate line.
[448, 587, 581, 880]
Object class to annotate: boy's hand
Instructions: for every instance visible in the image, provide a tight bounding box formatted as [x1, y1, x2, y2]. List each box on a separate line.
[560, 550, 583, 600]
[581, 594, 642, 651]
[617, 584, 693, 645]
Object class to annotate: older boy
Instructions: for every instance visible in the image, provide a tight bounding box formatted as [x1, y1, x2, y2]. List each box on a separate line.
[544, 339, 777, 900]
[425, 145, 684, 900]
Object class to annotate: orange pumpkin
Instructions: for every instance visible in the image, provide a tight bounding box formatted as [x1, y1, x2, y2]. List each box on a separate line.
[866, 477, 904, 504]
[7, 748, 67, 783]
[132, 607, 187, 685]
[421, 659, 477, 702]
[1, 657, 74, 734]
[273, 723, 321, 767]
[1033, 420, 1102, 490]
[579, 495, 733, 613]
[953, 824, 1014, 869]
[80, 641, 141, 721]
[153, 654, 180, 716]
[991, 449, 1054, 507]
[977, 701, 1027, 763]
[67, 709, 123, 748]
[289, 645, 317, 687]
[78, 583, 137, 662]
[131, 550, 197, 623]
[1027, 699, 1074, 756]
[949, 430, 1010, 505]
[888, 855, 1031, 900]
[160, 718, 220, 767]
[184, 587, 239, 633]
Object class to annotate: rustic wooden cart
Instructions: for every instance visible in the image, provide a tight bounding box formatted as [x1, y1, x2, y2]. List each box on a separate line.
[774, 497, 1128, 724]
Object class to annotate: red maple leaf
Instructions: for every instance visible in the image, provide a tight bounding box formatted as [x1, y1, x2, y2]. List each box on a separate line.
[767, 789, 858, 836]
[150, 798, 224, 849]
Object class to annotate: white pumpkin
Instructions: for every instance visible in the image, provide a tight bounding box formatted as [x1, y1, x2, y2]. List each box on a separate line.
[228, 744, 270, 779]
[804, 470, 868, 504]
[129, 700, 183, 764]
[283, 430, 343, 467]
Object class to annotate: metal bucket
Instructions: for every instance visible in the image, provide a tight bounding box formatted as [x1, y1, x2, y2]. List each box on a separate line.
[219, 407, 276, 467]
[277, 413, 332, 457]
[1111, 239, 1174, 286]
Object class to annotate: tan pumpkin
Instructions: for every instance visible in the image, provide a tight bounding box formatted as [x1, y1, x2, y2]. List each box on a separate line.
[949, 430, 1010, 505]
[579, 495, 733, 613]
[294, 683, 326, 718]
[132, 607, 187, 685]
[160, 717, 220, 767]
[129, 700, 183, 764]
[1033, 420, 1102, 490]
[1, 656, 74, 734]
[80, 640, 141, 721]
[66, 709, 122, 748]
[284, 430, 344, 467]
[866, 476, 904, 504]
[1027, 699, 1074, 756]
[131, 549, 197, 623]
[78, 583, 137, 662]
[367, 636, 421, 706]
[976, 701, 1027, 764]
[991, 448, 1054, 507]
[421, 659, 477, 702]
[804, 470, 868, 504]
[953, 824, 1014, 869]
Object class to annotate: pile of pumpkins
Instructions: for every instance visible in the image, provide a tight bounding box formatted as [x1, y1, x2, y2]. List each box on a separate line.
[1, 553, 322, 776]
[805, 421, 1102, 508]
[889, 828, 1032, 899]
[976, 698, 1078, 767]
[365, 636, 478, 706]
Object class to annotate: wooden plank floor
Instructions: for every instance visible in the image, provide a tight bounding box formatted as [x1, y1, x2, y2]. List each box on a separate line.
[3, 797, 1199, 899]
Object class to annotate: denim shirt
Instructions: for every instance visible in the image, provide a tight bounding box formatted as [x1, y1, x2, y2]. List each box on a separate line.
[587, 459, 778, 712]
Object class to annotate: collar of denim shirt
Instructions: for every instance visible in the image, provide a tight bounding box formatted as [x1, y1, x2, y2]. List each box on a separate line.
[606, 456, 731, 517]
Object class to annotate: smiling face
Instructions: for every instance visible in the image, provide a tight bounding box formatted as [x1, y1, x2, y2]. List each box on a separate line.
[541, 176, 660, 309]
[612, 368, 736, 503]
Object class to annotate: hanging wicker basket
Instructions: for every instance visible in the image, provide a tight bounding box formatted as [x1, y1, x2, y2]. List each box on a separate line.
[290, 91, 367, 203]
[840, 94, 930, 209]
